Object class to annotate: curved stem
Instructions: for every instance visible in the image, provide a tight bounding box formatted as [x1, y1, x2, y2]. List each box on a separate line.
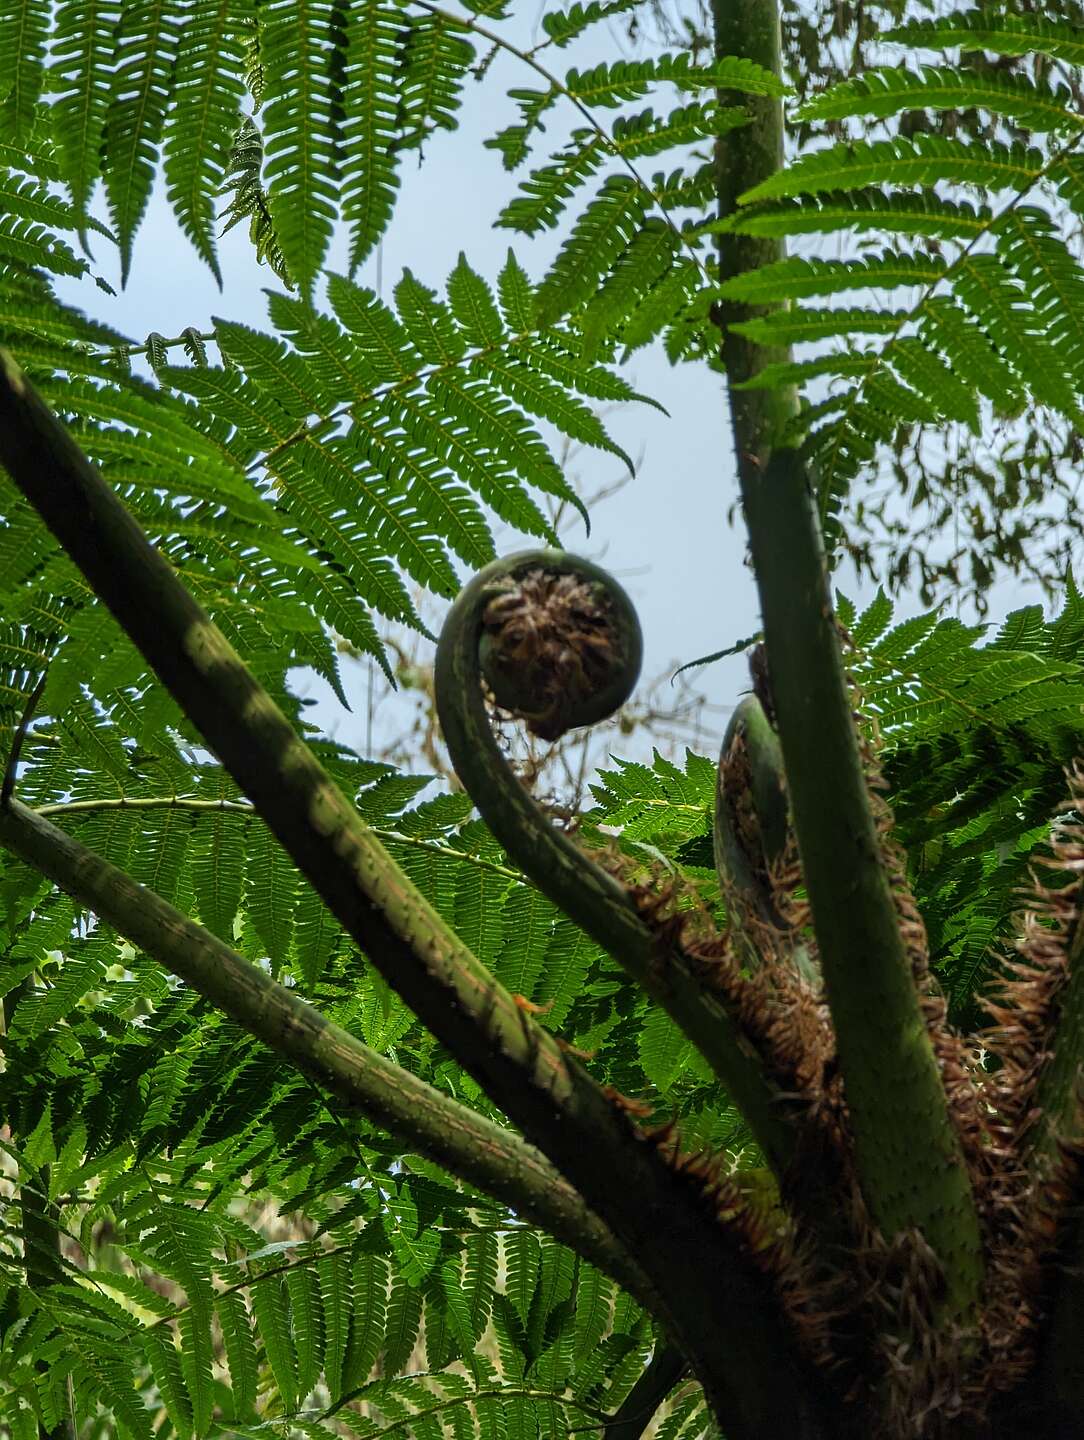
[434, 551, 799, 1181]
[0, 356, 831, 1440]
[602, 1345, 688, 1440]
[0, 794, 653, 1307]
[715, 692, 818, 984]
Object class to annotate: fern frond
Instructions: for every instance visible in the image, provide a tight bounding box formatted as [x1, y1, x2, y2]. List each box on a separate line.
[50, 0, 121, 219]
[732, 304, 906, 345]
[839, 585, 1084, 1012]
[565, 52, 787, 108]
[259, 0, 343, 295]
[347, 396, 494, 574]
[101, 0, 183, 283]
[609, 99, 747, 158]
[472, 349, 628, 471]
[733, 351, 879, 391]
[142, 1327, 194, 1436]
[340, 0, 401, 274]
[994, 206, 1084, 396]
[0, 0, 49, 140]
[536, 174, 648, 322]
[741, 134, 1047, 203]
[397, 11, 474, 152]
[326, 271, 423, 380]
[218, 115, 295, 288]
[719, 251, 948, 303]
[887, 336, 980, 429]
[496, 248, 536, 332]
[0, 172, 91, 280]
[541, 0, 647, 48]
[163, 0, 251, 284]
[619, 259, 702, 353]
[495, 132, 608, 234]
[953, 251, 1083, 420]
[395, 269, 467, 364]
[580, 217, 679, 349]
[486, 84, 561, 172]
[425, 371, 577, 521]
[718, 190, 993, 241]
[888, 12, 1084, 66]
[447, 254, 505, 348]
[916, 295, 1025, 415]
[797, 65, 1084, 135]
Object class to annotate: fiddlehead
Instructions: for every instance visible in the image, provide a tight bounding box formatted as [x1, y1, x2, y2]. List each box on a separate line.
[715, 681, 819, 984]
[715, 691, 790, 940]
[434, 551, 647, 953]
[434, 550, 799, 1178]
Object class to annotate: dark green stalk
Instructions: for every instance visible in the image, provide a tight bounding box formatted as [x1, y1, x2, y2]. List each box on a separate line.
[743, 451, 984, 1315]
[710, 0, 983, 1319]
[434, 551, 799, 1181]
[712, 0, 798, 453]
[0, 794, 650, 1306]
[602, 1345, 687, 1440]
[0, 354, 830, 1439]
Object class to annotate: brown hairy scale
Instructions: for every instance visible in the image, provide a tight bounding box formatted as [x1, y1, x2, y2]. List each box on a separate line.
[961, 767, 1084, 1421]
[614, 656, 1084, 1434]
[481, 569, 621, 741]
[481, 590, 1084, 1434]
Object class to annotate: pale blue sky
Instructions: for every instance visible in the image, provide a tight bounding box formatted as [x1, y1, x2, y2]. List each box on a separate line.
[51, 11, 1046, 765]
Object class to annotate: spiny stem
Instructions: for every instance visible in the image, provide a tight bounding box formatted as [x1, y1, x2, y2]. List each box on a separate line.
[434, 549, 799, 1179]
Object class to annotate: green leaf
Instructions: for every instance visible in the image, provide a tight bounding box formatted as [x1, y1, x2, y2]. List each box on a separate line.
[382, 1270, 423, 1377]
[51, 0, 122, 219]
[340, 0, 401, 273]
[0, 0, 50, 140]
[261, 0, 343, 294]
[540, 0, 646, 48]
[888, 12, 1084, 66]
[448, 254, 505, 349]
[102, 0, 182, 283]
[797, 65, 1083, 135]
[536, 175, 648, 323]
[741, 135, 1046, 204]
[163, 0, 251, 282]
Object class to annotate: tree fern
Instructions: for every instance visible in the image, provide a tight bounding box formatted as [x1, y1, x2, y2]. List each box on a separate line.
[9, 3, 1084, 1435]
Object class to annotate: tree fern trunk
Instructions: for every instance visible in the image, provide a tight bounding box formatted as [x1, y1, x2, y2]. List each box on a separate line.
[710, 0, 985, 1391]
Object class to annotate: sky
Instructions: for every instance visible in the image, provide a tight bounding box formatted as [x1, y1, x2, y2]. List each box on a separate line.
[50, 7, 1049, 771]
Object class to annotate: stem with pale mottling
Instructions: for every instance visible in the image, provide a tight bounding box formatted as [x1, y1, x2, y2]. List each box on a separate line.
[434, 550, 799, 1181]
[711, 0, 984, 1322]
[0, 793, 653, 1305]
[0, 352, 830, 1440]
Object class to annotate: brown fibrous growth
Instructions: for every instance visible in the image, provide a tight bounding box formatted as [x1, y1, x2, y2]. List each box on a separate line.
[481, 569, 622, 741]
